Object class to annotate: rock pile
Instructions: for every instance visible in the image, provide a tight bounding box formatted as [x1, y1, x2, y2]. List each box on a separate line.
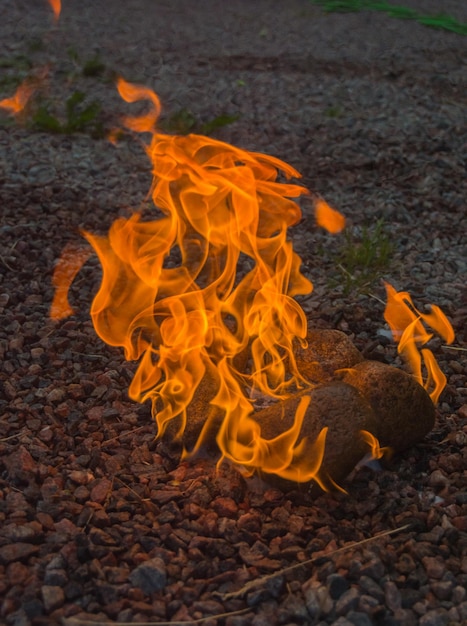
[163, 330, 436, 491]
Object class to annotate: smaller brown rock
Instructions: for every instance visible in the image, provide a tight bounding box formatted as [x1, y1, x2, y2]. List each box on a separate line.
[211, 496, 237, 518]
[294, 329, 364, 384]
[90, 478, 112, 503]
[0, 543, 39, 565]
[42, 585, 65, 612]
[341, 360, 435, 451]
[4, 445, 37, 480]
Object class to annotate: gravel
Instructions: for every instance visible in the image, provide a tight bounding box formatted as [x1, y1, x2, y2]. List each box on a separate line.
[1, 1, 466, 625]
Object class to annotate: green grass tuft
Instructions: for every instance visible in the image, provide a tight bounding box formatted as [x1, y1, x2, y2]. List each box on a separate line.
[160, 108, 240, 136]
[331, 219, 394, 295]
[309, 0, 467, 35]
[31, 91, 104, 137]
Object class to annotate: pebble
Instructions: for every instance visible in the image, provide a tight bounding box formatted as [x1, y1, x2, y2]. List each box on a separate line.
[422, 557, 446, 579]
[384, 581, 402, 612]
[346, 611, 374, 626]
[41, 585, 65, 612]
[358, 576, 385, 602]
[129, 558, 167, 594]
[0, 543, 39, 565]
[303, 585, 322, 621]
[419, 608, 450, 626]
[27, 164, 57, 185]
[327, 573, 350, 599]
[90, 478, 112, 503]
[336, 588, 360, 615]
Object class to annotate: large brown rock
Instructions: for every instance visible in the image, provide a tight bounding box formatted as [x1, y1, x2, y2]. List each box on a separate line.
[294, 329, 364, 384]
[340, 360, 435, 452]
[157, 330, 436, 493]
[251, 381, 378, 492]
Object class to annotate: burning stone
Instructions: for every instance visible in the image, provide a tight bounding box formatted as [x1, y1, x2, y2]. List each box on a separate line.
[50, 81, 454, 494]
[341, 360, 435, 452]
[253, 381, 377, 491]
[293, 329, 364, 383]
[163, 330, 437, 491]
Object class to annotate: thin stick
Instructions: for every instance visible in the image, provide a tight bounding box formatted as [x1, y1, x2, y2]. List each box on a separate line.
[62, 606, 251, 626]
[215, 523, 411, 601]
[101, 425, 149, 447]
[0, 432, 24, 442]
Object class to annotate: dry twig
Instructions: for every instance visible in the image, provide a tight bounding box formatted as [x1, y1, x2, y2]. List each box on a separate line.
[215, 523, 412, 601]
[62, 606, 251, 626]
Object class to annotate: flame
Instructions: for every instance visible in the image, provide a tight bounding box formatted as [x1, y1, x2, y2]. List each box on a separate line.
[50, 244, 93, 320]
[48, 0, 61, 22]
[0, 79, 38, 116]
[360, 429, 391, 460]
[384, 282, 454, 403]
[47, 78, 360, 485]
[83, 79, 326, 481]
[314, 197, 345, 234]
[0, 68, 48, 116]
[53, 81, 439, 487]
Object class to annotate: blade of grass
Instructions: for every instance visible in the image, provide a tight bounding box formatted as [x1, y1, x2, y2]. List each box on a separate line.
[310, 0, 467, 35]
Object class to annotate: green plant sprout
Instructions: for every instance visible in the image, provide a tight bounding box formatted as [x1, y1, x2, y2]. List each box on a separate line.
[309, 0, 467, 35]
[160, 108, 240, 136]
[331, 218, 394, 295]
[66, 47, 107, 80]
[324, 105, 343, 118]
[0, 55, 33, 92]
[32, 90, 103, 136]
[82, 54, 106, 78]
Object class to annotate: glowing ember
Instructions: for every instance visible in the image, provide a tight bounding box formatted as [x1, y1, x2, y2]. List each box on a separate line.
[384, 282, 454, 404]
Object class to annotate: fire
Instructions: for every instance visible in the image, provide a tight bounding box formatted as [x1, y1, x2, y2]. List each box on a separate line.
[51, 78, 354, 485]
[384, 282, 454, 404]
[89, 78, 322, 478]
[50, 79, 453, 487]
[48, 0, 61, 22]
[0, 68, 48, 117]
[314, 197, 345, 234]
[0, 79, 38, 116]
[50, 244, 93, 320]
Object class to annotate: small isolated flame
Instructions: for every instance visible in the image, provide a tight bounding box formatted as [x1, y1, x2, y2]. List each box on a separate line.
[314, 197, 345, 234]
[383, 282, 454, 403]
[48, 0, 61, 22]
[0, 68, 48, 117]
[0, 79, 37, 116]
[50, 243, 93, 320]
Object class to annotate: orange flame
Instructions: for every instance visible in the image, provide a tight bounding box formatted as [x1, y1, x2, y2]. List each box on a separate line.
[49, 81, 382, 486]
[48, 0, 61, 22]
[80, 79, 328, 482]
[315, 197, 345, 234]
[384, 282, 454, 404]
[0, 68, 48, 116]
[0, 80, 37, 116]
[360, 429, 391, 461]
[50, 244, 93, 320]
